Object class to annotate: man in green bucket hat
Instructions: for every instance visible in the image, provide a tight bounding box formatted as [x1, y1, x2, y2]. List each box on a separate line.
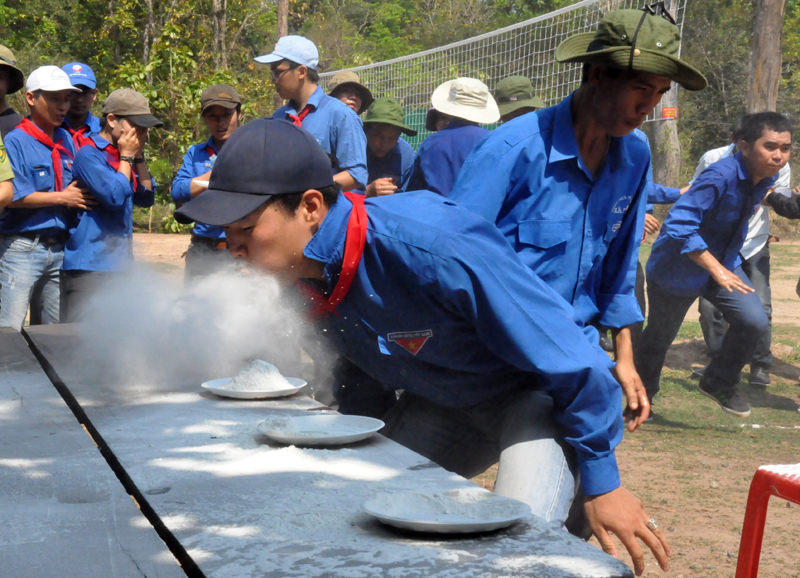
[494, 76, 546, 123]
[362, 97, 417, 197]
[451, 5, 706, 573]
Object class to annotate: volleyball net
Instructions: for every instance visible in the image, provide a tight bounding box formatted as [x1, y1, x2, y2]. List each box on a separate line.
[320, 0, 686, 148]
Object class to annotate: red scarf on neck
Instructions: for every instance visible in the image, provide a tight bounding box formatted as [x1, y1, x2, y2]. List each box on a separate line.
[64, 124, 94, 150]
[84, 137, 138, 192]
[17, 118, 74, 191]
[287, 105, 313, 127]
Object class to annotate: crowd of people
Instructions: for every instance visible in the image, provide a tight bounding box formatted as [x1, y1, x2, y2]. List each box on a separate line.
[1, 4, 799, 576]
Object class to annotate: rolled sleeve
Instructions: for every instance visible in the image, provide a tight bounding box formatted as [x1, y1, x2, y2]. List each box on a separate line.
[579, 453, 622, 496]
[662, 170, 721, 256]
[332, 110, 368, 187]
[681, 233, 709, 255]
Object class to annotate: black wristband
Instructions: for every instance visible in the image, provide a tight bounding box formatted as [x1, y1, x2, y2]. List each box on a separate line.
[119, 155, 136, 165]
[134, 157, 146, 164]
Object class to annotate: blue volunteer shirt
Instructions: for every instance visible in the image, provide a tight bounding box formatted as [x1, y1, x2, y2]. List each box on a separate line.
[406, 119, 490, 197]
[0, 125, 77, 235]
[171, 137, 225, 239]
[65, 133, 156, 271]
[367, 136, 415, 191]
[306, 191, 624, 496]
[449, 92, 649, 330]
[273, 86, 368, 187]
[646, 164, 681, 213]
[646, 153, 774, 297]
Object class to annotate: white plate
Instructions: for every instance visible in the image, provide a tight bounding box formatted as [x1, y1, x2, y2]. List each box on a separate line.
[201, 377, 307, 399]
[257, 414, 384, 446]
[363, 488, 531, 534]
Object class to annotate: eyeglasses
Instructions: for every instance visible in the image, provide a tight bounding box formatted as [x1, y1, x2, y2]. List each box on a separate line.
[270, 66, 294, 81]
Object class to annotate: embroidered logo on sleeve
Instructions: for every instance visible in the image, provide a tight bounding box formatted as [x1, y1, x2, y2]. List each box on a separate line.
[387, 330, 433, 356]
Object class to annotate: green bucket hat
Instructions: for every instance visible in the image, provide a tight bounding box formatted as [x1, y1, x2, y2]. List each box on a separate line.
[494, 76, 546, 116]
[555, 6, 707, 91]
[363, 97, 417, 136]
[0, 45, 24, 94]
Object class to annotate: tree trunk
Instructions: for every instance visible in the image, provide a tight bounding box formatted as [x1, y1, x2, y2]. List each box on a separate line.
[143, 0, 156, 85]
[212, 0, 228, 69]
[650, 0, 681, 188]
[273, 0, 289, 110]
[747, 0, 786, 112]
[108, 0, 121, 64]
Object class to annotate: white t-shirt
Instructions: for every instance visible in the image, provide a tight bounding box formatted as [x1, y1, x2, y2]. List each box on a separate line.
[690, 144, 791, 260]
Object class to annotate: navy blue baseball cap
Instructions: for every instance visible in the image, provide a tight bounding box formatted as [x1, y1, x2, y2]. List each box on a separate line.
[174, 119, 336, 226]
[62, 62, 97, 89]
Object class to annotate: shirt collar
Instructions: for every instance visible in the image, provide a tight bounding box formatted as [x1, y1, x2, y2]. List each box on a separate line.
[62, 114, 92, 131]
[287, 85, 324, 116]
[205, 136, 219, 154]
[303, 193, 352, 283]
[89, 133, 112, 149]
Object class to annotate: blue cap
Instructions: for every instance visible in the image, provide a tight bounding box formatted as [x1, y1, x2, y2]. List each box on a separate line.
[174, 119, 335, 226]
[254, 35, 319, 70]
[62, 62, 97, 89]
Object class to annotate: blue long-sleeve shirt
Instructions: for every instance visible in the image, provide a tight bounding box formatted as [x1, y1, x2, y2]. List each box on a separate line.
[1, 125, 76, 235]
[646, 169, 681, 212]
[449, 92, 648, 330]
[171, 137, 224, 239]
[646, 153, 775, 297]
[406, 119, 490, 197]
[273, 86, 368, 187]
[306, 191, 623, 495]
[65, 134, 155, 271]
[367, 137, 415, 191]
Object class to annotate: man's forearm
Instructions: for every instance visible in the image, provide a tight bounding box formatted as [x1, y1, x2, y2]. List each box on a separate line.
[687, 249, 722, 273]
[611, 327, 634, 364]
[8, 191, 64, 208]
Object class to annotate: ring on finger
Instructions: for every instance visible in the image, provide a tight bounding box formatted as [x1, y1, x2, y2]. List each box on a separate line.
[646, 517, 658, 531]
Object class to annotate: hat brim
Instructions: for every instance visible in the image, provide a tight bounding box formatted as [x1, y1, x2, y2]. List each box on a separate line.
[254, 53, 283, 64]
[430, 80, 500, 124]
[174, 190, 271, 226]
[363, 118, 418, 137]
[555, 32, 707, 91]
[127, 114, 164, 128]
[329, 82, 375, 114]
[498, 96, 546, 117]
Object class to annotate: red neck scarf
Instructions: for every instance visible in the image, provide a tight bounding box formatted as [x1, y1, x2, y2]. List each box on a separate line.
[287, 105, 313, 127]
[84, 137, 138, 192]
[65, 124, 94, 150]
[205, 145, 217, 159]
[297, 192, 368, 323]
[18, 118, 74, 191]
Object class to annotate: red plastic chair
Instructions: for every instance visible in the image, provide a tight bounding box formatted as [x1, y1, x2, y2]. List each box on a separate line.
[736, 464, 800, 578]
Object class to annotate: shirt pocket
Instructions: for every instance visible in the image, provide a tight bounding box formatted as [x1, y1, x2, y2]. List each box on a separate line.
[31, 165, 53, 191]
[517, 218, 571, 280]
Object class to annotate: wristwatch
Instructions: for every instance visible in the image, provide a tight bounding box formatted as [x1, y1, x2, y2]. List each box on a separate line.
[133, 156, 146, 164]
[119, 155, 136, 165]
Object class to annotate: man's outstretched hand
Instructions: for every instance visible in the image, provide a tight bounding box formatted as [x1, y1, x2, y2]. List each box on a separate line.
[585, 486, 672, 576]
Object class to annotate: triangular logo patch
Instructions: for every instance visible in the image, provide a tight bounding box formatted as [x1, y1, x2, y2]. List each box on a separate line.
[387, 330, 433, 356]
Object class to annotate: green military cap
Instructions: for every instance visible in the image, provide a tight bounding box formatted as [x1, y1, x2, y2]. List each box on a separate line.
[494, 76, 546, 116]
[363, 97, 417, 136]
[555, 7, 707, 91]
[0, 45, 24, 94]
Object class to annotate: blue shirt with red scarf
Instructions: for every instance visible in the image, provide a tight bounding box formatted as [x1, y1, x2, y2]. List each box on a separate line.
[171, 137, 225, 239]
[62, 113, 102, 150]
[304, 191, 623, 496]
[65, 133, 156, 271]
[0, 124, 76, 235]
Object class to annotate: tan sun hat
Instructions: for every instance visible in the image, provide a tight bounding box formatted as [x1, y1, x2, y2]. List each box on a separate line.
[0, 46, 24, 94]
[430, 78, 500, 125]
[327, 71, 374, 114]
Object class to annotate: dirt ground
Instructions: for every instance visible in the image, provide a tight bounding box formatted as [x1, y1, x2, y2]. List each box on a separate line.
[133, 233, 800, 578]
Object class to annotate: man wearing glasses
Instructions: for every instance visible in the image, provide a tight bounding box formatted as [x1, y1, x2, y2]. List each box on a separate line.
[256, 36, 367, 192]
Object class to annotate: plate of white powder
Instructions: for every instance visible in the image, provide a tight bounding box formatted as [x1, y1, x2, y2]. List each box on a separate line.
[257, 414, 385, 446]
[201, 360, 306, 399]
[363, 488, 531, 533]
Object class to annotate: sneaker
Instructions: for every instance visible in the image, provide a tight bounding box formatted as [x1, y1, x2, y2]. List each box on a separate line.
[698, 380, 751, 418]
[749, 366, 771, 389]
[691, 366, 706, 380]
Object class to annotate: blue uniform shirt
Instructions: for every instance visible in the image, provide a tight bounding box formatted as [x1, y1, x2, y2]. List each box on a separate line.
[63, 112, 101, 135]
[449, 92, 649, 330]
[0, 125, 77, 235]
[171, 137, 225, 239]
[367, 137, 415, 191]
[645, 164, 681, 213]
[646, 153, 774, 297]
[65, 134, 156, 271]
[407, 119, 490, 197]
[273, 86, 368, 187]
[305, 191, 624, 496]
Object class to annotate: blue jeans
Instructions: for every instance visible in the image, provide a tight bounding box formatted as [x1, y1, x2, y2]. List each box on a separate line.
[636, 267, 769, 400]
[381, 387, 580, 528]
[0, 234, 63, 331]
[698, 245, 772, 369]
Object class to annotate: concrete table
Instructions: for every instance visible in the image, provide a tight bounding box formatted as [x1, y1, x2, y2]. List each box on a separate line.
[0, 328, 183, 578]
[26, 324, 634, 578]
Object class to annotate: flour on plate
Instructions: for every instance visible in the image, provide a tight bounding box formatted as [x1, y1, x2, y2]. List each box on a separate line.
[224, 360, 291, 392]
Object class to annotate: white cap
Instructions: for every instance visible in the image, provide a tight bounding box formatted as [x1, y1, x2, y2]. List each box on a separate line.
[430, 78, 500, 125]
[26, 66, 81, 93]
[254, 35, 319, 70]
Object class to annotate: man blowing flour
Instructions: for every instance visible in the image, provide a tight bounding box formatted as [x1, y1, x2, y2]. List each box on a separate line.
[175, 118, 672, 577]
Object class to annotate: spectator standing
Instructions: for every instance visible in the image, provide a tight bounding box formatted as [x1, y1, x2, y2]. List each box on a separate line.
[327, 71, 374, 115]
[0, 46, 24, 138]
[257, 35, 368, 191]
[362, 98, 416, 197]
[61, 62, 101, 149]
[171, 85, 242, 278]
[406, 78, 499, 197]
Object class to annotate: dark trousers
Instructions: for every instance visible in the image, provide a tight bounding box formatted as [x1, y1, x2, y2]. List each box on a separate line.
[636, 266, 769, 400]
[60, 270, 115, 323]
[698, 245, 772, 369]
